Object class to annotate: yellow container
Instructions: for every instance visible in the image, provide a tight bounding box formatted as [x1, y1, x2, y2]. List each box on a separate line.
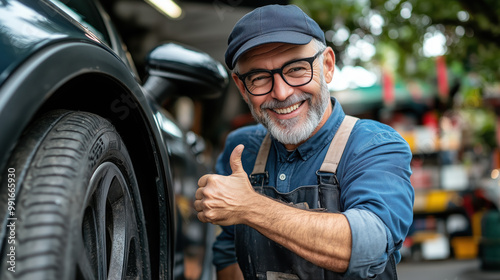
[451, 236, 478, 259]
[425, 190, 449, 212]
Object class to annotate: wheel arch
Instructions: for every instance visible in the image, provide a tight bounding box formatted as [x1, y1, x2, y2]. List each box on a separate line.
[0, 41, 175, 279]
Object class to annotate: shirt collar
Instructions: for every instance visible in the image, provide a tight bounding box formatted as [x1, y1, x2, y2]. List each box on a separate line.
[272, 97, 346, 162]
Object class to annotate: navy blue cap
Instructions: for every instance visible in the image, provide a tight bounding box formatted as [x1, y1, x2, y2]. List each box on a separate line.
[225, 4, 326, 70]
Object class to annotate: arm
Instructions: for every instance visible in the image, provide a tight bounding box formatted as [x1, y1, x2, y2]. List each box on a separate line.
[338, 126, 414, 277]
[244, 191, 352, 272]
[195, 145, 351, 273]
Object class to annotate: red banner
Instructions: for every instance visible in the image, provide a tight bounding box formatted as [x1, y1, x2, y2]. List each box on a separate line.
[383, 69, 395, 106]
[436, 55, 449, 100]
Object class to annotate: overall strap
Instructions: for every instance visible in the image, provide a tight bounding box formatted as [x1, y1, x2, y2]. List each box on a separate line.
[251, 133, 272, 175]
[249, 133, 271, 185]
[319, 115, 358, 174]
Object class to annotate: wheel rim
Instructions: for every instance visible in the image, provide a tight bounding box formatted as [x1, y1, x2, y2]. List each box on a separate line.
[76, 162, 145, 280]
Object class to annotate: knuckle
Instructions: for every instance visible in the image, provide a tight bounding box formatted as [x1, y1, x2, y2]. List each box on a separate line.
[201, 199, 214, 211]
[205, 176, 216, 185]
[204, 211, 217, 222]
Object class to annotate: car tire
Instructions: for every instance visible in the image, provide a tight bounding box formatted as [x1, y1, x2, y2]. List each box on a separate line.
[0, 110, 151, 279]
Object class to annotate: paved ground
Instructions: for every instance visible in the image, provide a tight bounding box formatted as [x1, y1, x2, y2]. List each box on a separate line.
[398, 259, 500, 280]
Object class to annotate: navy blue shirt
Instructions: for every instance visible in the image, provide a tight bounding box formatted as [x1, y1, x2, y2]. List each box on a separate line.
[213, 98, 414, 278]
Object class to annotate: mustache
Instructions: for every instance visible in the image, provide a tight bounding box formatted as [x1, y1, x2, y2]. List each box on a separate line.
[260, 92, 312, 110]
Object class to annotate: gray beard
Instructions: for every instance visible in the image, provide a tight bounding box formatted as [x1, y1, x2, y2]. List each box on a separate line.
[247, 80, 331, 146]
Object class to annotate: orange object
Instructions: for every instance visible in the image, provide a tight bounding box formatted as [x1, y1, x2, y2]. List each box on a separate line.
[451, 236, 478, 259]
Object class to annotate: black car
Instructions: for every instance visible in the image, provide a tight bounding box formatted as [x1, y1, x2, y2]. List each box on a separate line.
[0, 0, 228, 279]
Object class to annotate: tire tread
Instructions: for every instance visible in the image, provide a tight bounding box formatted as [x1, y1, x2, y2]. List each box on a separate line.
[2, 112, 108, 279]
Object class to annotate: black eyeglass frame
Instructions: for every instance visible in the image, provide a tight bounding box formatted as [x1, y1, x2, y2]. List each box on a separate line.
[236, 49, 324, 96]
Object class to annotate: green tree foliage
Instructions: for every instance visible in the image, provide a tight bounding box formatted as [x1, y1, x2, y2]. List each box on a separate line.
[292, 0, 500, 83]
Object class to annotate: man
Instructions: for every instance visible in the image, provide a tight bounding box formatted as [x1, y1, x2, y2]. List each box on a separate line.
[194, 4, 414, 280]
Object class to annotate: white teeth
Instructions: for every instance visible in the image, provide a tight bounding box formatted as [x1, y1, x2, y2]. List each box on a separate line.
[273, 103, 300, 114]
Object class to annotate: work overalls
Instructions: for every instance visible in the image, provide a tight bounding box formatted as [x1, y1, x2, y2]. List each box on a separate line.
[235, 116, 397, 280]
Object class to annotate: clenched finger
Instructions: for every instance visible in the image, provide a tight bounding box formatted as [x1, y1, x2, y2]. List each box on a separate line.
[198, 174, 210, 187]
[193, 199, 202, 212]
[195, 187, 204, 200]
[197, 211, 207, 223]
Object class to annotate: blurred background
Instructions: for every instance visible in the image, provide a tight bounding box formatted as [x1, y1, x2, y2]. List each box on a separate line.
[100, 0, 500, 278]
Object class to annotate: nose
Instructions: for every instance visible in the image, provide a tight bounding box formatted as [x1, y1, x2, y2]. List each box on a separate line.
[270, 73, 294, 101]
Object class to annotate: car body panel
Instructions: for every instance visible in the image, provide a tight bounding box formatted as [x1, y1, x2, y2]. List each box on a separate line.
[0, 0, 97, 85]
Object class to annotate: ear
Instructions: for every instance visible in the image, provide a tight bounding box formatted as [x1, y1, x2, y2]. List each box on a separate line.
[232, 73, 249, 103]
[322, 47, 336, 84]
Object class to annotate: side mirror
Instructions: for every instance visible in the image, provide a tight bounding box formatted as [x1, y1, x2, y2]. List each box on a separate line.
[144, 42, 228, 104]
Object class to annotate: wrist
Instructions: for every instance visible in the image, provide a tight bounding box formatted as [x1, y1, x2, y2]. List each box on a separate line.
[238, 191, 269, 225]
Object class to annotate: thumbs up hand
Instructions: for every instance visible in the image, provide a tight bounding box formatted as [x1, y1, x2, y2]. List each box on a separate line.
[195, 145, 257, 226]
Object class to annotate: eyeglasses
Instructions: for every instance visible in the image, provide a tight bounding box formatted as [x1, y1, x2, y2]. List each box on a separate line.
[236, 50, 324, 96]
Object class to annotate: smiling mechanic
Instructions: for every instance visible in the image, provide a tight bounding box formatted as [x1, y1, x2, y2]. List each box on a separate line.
[194, 4, 414, 280]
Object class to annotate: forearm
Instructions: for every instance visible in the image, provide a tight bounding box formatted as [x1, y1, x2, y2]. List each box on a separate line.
[242, 193, 352, 272]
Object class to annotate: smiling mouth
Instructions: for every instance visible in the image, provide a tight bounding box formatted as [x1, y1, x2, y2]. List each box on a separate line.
[272, 101, 304, 115]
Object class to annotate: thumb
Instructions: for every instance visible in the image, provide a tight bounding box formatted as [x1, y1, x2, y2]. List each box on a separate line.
[230, 144, 245, 175]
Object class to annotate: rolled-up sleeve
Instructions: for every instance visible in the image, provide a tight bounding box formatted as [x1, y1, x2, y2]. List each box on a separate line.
[343, 209, 393, 278]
